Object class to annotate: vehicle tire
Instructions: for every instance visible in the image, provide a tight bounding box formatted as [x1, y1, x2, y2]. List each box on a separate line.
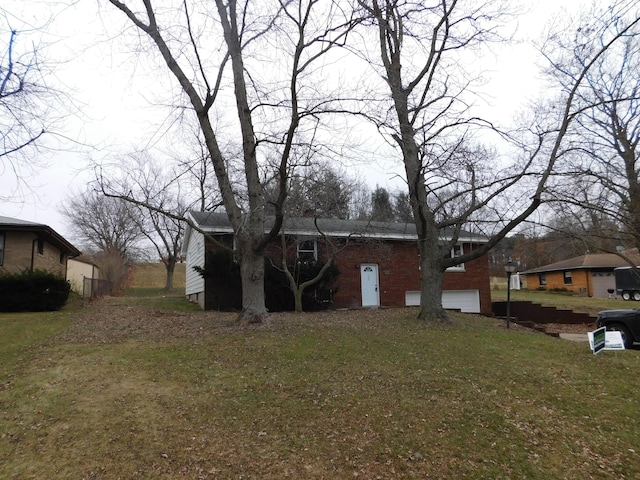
[607, 323, 634, 349]
[622, 291, 631, 301]
[633, 291, 640, 301]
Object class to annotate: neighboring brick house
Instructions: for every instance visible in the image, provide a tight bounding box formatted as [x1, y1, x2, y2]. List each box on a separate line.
[522, 253, 634, 298]
[182, 212, 492, 314]
[0, 216, 80, 278]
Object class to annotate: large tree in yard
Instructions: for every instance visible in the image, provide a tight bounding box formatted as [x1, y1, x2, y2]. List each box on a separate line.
[106, 0, 357, 323]
[358, 0, 640, 321]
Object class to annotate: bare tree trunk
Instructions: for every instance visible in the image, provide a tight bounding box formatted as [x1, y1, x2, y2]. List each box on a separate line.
[397, 85, 449, 322]
[239, 251, 267, 324]
[293, 289, 304, 313]
[164, 257, 176, 290]
[418, 241, 448, 322]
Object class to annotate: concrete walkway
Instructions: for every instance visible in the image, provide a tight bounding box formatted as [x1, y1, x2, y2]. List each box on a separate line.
[559, 333, 588, 342]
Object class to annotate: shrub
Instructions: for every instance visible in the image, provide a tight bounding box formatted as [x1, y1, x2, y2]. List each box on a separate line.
[194, 250, 339, 312]
[0, 270, 71, 312]
[265, 259, 339, 312]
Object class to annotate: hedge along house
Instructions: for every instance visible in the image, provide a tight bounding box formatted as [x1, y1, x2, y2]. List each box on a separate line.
[182, 211, 492, 314]
[0, 216, 80, 278]
[521, 253, 635, 298]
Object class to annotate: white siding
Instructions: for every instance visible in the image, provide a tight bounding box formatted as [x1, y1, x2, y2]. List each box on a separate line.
[185, 230, 205, 296]
[405, 289, 481, 313]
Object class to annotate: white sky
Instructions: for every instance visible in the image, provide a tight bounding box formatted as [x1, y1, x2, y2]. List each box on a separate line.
[0, 0, 582, 243]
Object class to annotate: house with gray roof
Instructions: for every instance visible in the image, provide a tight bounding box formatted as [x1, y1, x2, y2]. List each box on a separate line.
[182, 211, 492, 314]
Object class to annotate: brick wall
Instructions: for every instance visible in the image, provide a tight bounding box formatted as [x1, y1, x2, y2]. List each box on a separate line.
[202, 235, 492, 314]
[0, 231, 67, 277]
[525, 269, 590, 295]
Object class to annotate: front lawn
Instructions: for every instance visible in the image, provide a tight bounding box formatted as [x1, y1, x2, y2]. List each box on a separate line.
[1, 294, 638, 478]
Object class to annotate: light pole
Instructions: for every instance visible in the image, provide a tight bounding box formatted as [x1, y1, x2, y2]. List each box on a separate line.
[504, 260, 517, 329]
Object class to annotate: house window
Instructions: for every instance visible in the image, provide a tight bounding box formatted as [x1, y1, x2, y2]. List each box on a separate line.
[539, 273, 547, 286]
[0, 233, 4, 266]
[59, 253, 65, 264]
[564, 271, 573, 285]
[446, 244, 465, 271]
[297, 239, 317, 261]
[37, 239, 44, 255]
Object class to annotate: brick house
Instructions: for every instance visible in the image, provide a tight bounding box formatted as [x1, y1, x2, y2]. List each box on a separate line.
[521, 253, 634, 298]
[182, 212, 492, 314]
[0, 216, 80, 278]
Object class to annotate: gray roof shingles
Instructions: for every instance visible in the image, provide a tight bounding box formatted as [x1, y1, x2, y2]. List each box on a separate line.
[188, 211, 488, 243]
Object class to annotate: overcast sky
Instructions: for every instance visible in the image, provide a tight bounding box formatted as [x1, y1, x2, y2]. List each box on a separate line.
[0, 0, 582, 242]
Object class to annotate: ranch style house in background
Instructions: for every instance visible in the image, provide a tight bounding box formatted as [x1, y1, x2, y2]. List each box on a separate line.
[182, 211, 492, 315]
[521, 253, 637, 299]
[0, 216, 80, 278]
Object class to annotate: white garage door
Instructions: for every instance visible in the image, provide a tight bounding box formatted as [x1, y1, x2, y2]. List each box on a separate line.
[591, 272, 615, 299]
[405, 290, 481, 313]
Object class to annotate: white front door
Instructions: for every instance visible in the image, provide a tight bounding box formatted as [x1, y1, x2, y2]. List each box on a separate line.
[360, 264, 380, 307]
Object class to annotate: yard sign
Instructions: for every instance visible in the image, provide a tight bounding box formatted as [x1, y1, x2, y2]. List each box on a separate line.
[588, 328, 625, 353]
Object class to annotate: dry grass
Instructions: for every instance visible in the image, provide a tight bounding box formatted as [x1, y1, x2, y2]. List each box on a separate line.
[2, 294, 640, 479]
[128, 262, 186, 289]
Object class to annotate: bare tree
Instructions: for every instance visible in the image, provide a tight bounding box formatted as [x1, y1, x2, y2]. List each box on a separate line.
[543, 3, 640, 255]
[103, 153, 192, 290]
[0, 22, 48, 200]
[357, 0, 640, 321]
[61, 189, 145, 260]
[105, 0, 357, 323]
[62, 189, 146, 292]
[170, 120, 224, 213]
[277, 218, 350, 312]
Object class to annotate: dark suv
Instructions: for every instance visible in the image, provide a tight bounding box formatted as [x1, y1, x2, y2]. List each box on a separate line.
[595, 309, 640, 349]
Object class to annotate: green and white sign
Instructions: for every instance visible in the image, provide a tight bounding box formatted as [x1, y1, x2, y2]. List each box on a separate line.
[590, 327, 606, 354]
[588, 328, 625, 354]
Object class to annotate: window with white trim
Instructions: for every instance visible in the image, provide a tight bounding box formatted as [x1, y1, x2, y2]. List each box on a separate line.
[563, 271, 572, 285]
[446, 244, 465, 271]
[297, 239, 317, 261]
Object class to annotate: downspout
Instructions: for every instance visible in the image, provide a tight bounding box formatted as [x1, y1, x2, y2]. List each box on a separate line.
[30, 237, 38, 272]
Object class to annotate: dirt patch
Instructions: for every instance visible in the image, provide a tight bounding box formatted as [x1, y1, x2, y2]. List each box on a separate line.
[538, 322, 594, 335]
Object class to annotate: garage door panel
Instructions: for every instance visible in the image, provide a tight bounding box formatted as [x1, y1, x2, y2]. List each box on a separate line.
[405, 290, 480, 313]
[591, 272, 615, 299]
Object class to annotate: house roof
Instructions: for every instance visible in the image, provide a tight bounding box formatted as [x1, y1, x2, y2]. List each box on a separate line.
[521, 253, 634, 275]
[186, 211, 488, 243]
[0, 216, 81, 257]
